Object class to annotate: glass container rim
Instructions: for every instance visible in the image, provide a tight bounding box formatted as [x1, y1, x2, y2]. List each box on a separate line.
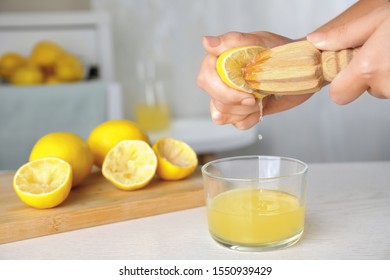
[201, 155, 308, 182]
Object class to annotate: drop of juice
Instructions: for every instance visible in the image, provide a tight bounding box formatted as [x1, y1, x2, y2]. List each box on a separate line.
[257, 98, 263, 141]
[258, 98, 263, 122]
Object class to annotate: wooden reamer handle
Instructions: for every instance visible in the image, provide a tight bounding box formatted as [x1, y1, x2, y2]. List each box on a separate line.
[321, 48, 358, 82]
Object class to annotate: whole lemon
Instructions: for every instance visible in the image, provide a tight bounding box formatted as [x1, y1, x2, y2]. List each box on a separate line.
[53, 52, 84, 82]
[10, 64, 44, 85]
[29, 132, 93, 187]
[30, 40, 64, 68]
[0, 52, 27, 80]
[88, 120, 150, 168]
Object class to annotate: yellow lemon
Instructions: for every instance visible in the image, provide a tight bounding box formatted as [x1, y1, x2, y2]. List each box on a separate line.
[0, 52, 27, 80]
[88, 119, 150, 168]
[102, 140, 157, 191]
[10, 64, 44, 85]
[13, 157, 72, 209]
[29, 132, 93, 187]
[30, 40, 64, 68]
[216, 45, 268, 98]
[152, 137, 198, 181]
[53, 52, 84, 82]
[45, 75, 62, 84]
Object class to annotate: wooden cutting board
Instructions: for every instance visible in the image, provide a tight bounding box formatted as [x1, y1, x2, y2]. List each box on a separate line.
[0, 169, 204, 244]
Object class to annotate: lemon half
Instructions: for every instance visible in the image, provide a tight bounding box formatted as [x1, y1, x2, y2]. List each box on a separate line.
[13, 157, 72, 209]
[102, 140, 157, 191]
[152, 137, 198, 181]
[216, 45, 267, 98]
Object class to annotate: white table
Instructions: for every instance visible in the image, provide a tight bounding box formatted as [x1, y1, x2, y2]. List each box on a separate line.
[1, 161, 389, 259]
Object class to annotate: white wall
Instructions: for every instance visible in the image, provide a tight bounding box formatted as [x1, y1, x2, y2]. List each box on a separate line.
[8, 0, 384, 163]
[0, 0, 90, 12]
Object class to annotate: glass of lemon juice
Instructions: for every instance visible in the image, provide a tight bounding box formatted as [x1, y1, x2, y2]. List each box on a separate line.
[135, 81, 171, 131]
[135, 59, 171, 132]
[202, 156, 308, 251]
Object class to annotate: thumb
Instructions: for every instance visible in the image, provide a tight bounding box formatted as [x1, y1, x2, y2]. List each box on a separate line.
[202, 32, 268, 56]
[306, 8, 381, 51]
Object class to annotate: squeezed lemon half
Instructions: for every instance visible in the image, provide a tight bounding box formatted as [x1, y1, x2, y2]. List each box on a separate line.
[13, 157, 72, 209]
[152, 137, 198, 181]
[102, 140, 157, 191]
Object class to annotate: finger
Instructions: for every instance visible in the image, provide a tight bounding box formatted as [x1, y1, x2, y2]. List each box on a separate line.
[327, 21, 390, 104]
[210, 99, 256, 126]
[209, 99, 225, 125]
[213, 99, 259, 116]
[327, 50, 369, 104]
[367, 80, 390, 99]
[262, 94, 312, 116]
[362, 17, 390, 99]
[306, 6, 386, 50]
[210, 99, 240, 125]
[233, 111, 261, 130]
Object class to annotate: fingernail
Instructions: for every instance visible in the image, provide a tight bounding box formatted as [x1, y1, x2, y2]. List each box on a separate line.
[306, 32, 326, 47]
[241, 97, 256, 106]
[203, 36, 221, 48]
[211, 109, 222, 121]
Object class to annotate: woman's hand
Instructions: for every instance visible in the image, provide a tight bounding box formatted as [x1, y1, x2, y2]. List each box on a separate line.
[307, 3, 390, 104]
[197, 31, 313, 130]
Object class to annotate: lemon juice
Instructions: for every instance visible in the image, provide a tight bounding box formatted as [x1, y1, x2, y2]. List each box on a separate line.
[135, 103, 171, 131]
[207, 188, 304, 246]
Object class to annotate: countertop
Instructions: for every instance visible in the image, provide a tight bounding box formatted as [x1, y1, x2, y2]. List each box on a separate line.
[1, 161, 389, 260]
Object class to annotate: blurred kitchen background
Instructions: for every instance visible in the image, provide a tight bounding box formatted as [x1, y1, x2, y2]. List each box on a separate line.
[0, 0, 389, 169]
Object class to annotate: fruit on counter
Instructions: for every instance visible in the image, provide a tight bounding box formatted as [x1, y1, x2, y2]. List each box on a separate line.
[29, 132, 93, 187]
[88, 119, 150, 168]
[10, 64, 44, 85]
[152, 137, 198, 180]
[30, 40, 65, 68]
[13, 157, 72, 209]
[29, 40, 84, 83]
[0, 52, 27, 80]
[53, 52, 84, 82]
[102, 140, 157, 191]
[216, 45, 267, 98]
[0, 39, 84, 85]
[11, 124, 199, 208]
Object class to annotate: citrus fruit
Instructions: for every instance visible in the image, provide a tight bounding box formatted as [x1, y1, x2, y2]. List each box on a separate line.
[30, 40, 64, 68]
[0, 52, 27, 80]
[88, 119, 150, 168]
[216, 45, 268, 98]
[53, 52, 84, 82]
[152, 137, 198, 180]
[10, 64, 44, 85]
[13, 157, 72, 209]
[29, 132, 93, 187]
[102, 140, 157, 191]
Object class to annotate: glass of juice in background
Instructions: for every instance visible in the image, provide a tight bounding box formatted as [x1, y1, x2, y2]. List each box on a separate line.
[202, 155, 308, 251]
[135, 80, 171, 131]
[135, 59, 171, 132]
